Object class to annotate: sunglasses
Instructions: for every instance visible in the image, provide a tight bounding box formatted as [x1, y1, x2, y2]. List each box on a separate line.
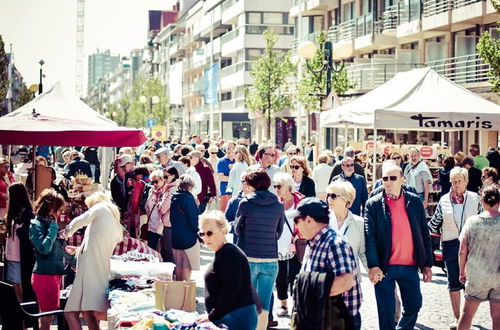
[327, 193, 341, 200]
[2, 165, 9, 169]
[274, 185, 282, 189]
[290, 165, 301, 170]
[152, 179, 162, 185]
[382, 176, 398, 181]
[288, 152, 297, 156]
[293, 216, 304, 224]
[198, 230, 220, 237]
[263, 152, 276, 158]
[392, 156, 401, 160]
[342, 163, 355, 167]
[481, 175, 488, 179]
[210, 152, 217, 155]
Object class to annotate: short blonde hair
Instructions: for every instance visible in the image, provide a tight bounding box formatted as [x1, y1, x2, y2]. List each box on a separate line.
[85, 191, 122, 239]
[318, 152, 330, 164]
[199, 210, 230, 232]
[326, 180, 356, 207]
[208, 145, 218, 153]
[450, 167, 469, 182]
[150, 169, 164, 181]
[273, 172, 296, 193]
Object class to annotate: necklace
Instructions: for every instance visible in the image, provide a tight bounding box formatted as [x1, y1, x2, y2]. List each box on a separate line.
[451, 191, 465, 204]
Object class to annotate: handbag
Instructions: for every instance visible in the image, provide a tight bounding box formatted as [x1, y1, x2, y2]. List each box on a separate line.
[140, 203, 157, 241]
[442, 238, 460, 262]
[284, 217, 307, 263]
[154, 280, 196, 312]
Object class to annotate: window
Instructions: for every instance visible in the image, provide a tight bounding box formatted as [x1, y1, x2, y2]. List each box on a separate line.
[221, 92, 232, 101]
[247, 12, 261, 24]
[343, 2, 355, 21]
[263, 13, 283, 24]
[313, 16, 323, 32]
[246, 49, 263, 61]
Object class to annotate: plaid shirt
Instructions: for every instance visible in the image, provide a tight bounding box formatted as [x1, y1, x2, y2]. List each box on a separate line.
[301, 226, 362, 316]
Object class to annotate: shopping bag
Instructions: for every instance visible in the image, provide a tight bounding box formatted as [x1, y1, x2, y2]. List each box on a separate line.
[154, 280, 196, 312]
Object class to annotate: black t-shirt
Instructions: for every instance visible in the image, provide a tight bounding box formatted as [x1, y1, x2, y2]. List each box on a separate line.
[204, 243, 255, 321]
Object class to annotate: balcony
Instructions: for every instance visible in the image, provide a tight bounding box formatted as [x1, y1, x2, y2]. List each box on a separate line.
[220, 62, 253, 89]
[328, 20, 356, 43]
[347, 60, 424, 91]
[396, 0, 422, 40]
[290, 0, 335, 18]
[425, 53, 490, 86]
[380, 5, 398, 35]
[422, 0, 452, 32]
[452, 0, 483, 25]
[221, 0, 243, 25]
[220, 99, 246, 112]
[193, 78, 204, 96]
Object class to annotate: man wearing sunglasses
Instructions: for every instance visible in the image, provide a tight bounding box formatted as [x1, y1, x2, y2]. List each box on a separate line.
[364, 163, 433, 330]
[330, 157, 368, 216]
[291, 198, 362, 329]
[329, 147, 365, 181]
[248, 144, 281, 194]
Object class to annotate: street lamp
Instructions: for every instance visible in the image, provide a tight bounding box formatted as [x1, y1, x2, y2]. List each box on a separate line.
[38, 59, 45, 95]
[139, 95, 160, 128]
[298, 40, 353, 96]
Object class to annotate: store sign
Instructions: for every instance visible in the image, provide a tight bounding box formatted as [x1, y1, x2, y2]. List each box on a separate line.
[419, 146, 434, 158]
[151, 125, 167, 140]
[409, 114, 493, 129]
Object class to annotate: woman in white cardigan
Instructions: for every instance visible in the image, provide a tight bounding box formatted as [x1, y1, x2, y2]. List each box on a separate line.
[428, 167, 480, 329]
[226, 145, 253, 196]
[326, 180, 367, 271]
[63, 192, 123, 330]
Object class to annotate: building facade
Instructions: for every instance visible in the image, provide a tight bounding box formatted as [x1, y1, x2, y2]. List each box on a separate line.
[87, 49, 121, 93]
[290, 0, 499, 152]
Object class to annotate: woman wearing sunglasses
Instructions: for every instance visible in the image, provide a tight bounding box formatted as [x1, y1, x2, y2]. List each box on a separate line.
[170, 175, 200, 281]
[428, 167, 481, 329]
[289, 156, 316, 198]
[325, 180, 366, 329]
[480, 167, 498, 194]
[197, 211, 258, 329]
[144, 168, 178, 262]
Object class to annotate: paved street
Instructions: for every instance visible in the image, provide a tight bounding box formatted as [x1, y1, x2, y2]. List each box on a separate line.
[192, 245, 493, 330]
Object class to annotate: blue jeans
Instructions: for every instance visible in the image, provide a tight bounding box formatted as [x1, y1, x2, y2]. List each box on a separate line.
[248, 261, 278, 312]
[213, 304, 258, 330]
[374, 265, 422, 330]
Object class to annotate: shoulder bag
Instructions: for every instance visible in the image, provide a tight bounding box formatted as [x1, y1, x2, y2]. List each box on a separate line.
[284, 216, 307, 263]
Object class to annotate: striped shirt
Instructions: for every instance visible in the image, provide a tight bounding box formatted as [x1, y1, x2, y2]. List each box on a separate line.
[301, 226, 362, 316]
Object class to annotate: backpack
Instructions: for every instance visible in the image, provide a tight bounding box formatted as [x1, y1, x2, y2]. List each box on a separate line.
[139, 180, 152, 214]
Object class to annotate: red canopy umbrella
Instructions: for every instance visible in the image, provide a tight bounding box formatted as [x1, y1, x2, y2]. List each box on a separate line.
[0, 82, 147, 147]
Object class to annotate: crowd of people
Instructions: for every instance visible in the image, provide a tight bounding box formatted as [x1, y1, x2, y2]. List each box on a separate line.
[0, 137, 499, 330]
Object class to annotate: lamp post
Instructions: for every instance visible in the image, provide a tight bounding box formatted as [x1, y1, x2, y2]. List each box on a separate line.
[38, 59, 45, 95]
[139, 95, 160, 127]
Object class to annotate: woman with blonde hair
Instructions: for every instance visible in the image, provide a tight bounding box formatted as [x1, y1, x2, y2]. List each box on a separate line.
[196, 211, 258, 329]
[289, 155, 315, 197]
[227, 144, 253, 196]
[63, 191, 124, 330]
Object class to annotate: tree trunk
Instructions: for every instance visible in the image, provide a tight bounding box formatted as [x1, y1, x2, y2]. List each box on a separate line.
[266, 109, 271, 143]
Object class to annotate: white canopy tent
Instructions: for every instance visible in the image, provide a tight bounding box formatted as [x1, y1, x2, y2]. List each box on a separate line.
[319, 67, 500, 179]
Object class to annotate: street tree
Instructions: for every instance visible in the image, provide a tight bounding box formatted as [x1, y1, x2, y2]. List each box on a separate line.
[128, 75, 169, 128]
[0, 35, 8, 106]
[14, 83, 35, 109]
[246, 30, 294, 141]
[296, 31, 355, 112]
[477, 0, 500, 93]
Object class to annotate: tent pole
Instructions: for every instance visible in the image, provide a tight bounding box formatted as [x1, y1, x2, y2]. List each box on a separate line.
[372, 128, 377, 185]
[32, 146, 36, 201]
[344, 124, 348, 150]
[441, 130, 445, 147]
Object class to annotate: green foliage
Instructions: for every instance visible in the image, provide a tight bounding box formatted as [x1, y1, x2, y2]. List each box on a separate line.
[14, 83, 34, 109]
[477, 0, 500, 93]
[127, 75, 169, 128]
[246, 30, 294, 140]
[296, 31, 355, 112]
[0, 35, 8, 105]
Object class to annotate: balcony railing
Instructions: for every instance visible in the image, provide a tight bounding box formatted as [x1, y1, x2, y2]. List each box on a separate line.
[328, 19, 356, 43]
[221, 0, 240, 11]
[454, 0, 482, 9]
[423, 0, 452, 17]
[220, 61, 253, 78]
[398, 0, 422, 24]
[347, 62, 424, 90]
[221, 28, 240, 44]
[381, 5, 398, 31]
[355, 14, 374, 38]
[220, 99, 246, 110]
[425, 53, 490, 84]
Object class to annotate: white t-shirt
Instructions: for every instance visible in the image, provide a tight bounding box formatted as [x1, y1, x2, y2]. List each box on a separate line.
[277, 205, 296, 260]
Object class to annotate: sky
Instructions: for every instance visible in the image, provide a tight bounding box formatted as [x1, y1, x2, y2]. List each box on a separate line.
[0, 0, 175, 97]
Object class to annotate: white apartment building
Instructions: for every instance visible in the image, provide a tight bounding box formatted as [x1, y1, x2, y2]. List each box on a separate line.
[290, 0, 499, 152]
[155, 0, 294, 141]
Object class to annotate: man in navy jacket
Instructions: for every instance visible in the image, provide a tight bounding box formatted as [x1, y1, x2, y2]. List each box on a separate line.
[364, 163, 433, 330]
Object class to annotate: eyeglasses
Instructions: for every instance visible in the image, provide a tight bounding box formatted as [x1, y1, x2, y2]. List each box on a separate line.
[263, 152, 276, 158]
[288, 152, 297, 156]
[342, 163, 355, 167]
[327, 193, 340, 200]
[198, 230, 220, 238]
[2, 165, 9, 169]
[290, 165, 301, 170]
[392, 156, 401, 160]
[382, 176, 398, 181]
[274, 185, 282, 189]
[293, 216, 304, 224]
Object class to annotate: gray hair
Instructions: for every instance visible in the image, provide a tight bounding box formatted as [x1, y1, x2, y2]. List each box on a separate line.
[344, 147, 355, 158]
[273, 172, 296, 193]
[178, 174, 195, 192]
[150, 169, 164, 181]
[450, 167, 469, 182]
[381, 161, 403, 177]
